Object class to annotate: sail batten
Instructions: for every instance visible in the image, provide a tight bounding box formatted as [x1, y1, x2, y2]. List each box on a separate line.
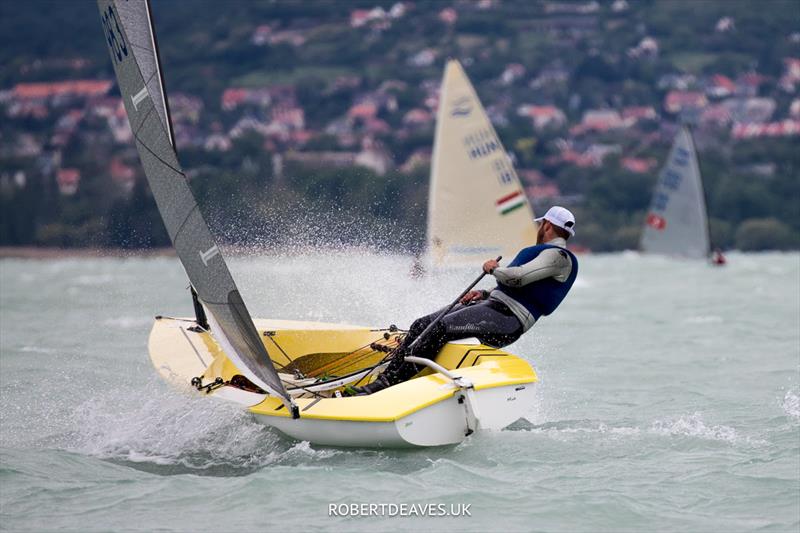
[97, 0, 292, 408]
[641, 126, 710, 259]
[428, 60, 537, 267]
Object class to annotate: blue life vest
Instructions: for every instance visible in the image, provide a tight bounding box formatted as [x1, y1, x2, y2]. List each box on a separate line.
[495, 244, 578, 320]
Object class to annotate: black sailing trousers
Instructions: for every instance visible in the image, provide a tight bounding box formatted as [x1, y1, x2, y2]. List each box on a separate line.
[382, 299, 524, 385]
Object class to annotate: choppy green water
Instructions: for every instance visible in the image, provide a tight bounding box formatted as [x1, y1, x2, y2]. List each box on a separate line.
[1, 252, 798, 532]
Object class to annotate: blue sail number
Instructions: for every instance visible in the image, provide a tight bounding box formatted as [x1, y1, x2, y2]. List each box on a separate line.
[102, 5, 128, 64]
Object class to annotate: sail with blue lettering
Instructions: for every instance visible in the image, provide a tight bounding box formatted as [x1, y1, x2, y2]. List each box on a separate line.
[428, 60, 537, 267]
[641, 126, 710, 259]
[97, 0, 293, 409]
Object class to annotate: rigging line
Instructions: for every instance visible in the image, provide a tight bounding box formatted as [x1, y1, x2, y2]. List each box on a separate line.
[304, 334, 400, 382]
[303, 338, 382, 377]
[264, 334, 295, 368]
[286, 360, 388, 391]
[179, 327, 208, 367]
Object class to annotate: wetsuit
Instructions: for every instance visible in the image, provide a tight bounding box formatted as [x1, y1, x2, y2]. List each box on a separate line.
[382, 237, 577, 385]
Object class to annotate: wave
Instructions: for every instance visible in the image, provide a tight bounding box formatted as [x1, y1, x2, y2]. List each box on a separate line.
[507, 412, 766, 446]
[101, 316, 153, 329]
[61, 386, 335, 476]
[782, 389, 800, 420]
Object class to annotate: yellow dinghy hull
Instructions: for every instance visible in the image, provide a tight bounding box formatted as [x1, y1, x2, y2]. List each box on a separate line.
[149, 316, 537, 447]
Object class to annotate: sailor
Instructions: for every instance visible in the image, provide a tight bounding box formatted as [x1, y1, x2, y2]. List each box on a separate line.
[351, 206, 579, 395]
[711, 248, 726, 266]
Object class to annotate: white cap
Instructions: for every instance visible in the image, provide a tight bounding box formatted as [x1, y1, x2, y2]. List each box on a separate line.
[535, 206, 576, 236]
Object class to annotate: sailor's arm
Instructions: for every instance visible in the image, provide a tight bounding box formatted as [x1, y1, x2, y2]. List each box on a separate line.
[490, 249, 572, 287]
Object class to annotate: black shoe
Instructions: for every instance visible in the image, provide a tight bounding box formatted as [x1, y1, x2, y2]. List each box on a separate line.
[343, 375, 391, 396]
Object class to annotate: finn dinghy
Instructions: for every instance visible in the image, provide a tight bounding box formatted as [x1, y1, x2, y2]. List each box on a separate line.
[98, 0, 537, 447]
[641, 126, 711, 259]
[427, 60, 538, 267]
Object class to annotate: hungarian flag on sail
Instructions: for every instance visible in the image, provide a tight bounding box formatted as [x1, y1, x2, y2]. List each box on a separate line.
[646, 213, 667, 231]
[495, 190, 525, 215]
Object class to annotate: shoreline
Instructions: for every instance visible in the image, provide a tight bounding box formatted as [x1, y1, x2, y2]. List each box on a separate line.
[0, 246, 176, 259]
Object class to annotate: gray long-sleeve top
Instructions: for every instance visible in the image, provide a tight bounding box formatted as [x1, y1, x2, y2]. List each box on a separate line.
[487, 237, 573, 331]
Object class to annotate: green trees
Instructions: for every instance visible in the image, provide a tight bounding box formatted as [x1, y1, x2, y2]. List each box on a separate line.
[735, 218, 798, 251]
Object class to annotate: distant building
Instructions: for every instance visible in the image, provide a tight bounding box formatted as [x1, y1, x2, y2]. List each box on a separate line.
[221, 88, 271, 111]
[790, 99, 800, 118]
[621, 157, 657, 174]
[355, 143, 393, 175]
[389, 3, 407, 18]
[348, 101, 378, 120]
[705, 74, 737, 99]
[169, 93, 203, 124]
[13, 80, 112, 102]
[204, 133, 232, 152]
[286, 151, 357, 169]
[350, 9, 371, 28]
[402, 108, 433, 126]
[408, 49, 437, 67]
[731, 119, 800, 139]
[400, 149, 431, 173]
[700, 103, 733, 128]
[736, 72, 766, 97]
[109, 157, 135, 193]
[664, 91, 708, 114]
[543, 1, 599, 15]
[779, 58, 800, 92]
[574, 109, 625, 132]
[628, 37, 658, 59]
[526, 182, 561, 200]
[517, 104, 566, 130]
[530, 64, 569, 89]
[500, 64, 526, 85]
[251, 24, 273, 46]
[622, 106, 658, 124]
[56, 168, 80, 195]
[271, 106, 305, 130]
[723, 97, 776, 124]
[439, 7, 458, 25]
[657, 73, 696, 91]
[716, 16, 735, 32]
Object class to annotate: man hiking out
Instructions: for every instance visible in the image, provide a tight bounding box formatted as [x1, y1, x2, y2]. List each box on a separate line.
[349, 206, 579, 395]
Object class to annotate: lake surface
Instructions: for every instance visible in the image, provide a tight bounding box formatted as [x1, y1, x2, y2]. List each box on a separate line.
[1, 251, 798, 532]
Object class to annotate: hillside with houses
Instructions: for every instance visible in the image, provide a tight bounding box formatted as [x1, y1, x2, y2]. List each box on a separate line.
[1, 0, 798, 251]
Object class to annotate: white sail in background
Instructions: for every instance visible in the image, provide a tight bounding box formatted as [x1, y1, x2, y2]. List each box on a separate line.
[97, 0, 294, 410]
[427, 60, 537, 267]
[641, 126, 711, 259]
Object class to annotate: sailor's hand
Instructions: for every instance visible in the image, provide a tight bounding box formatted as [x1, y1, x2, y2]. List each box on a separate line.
[483, 259, 499, 274]
[460, 290, 484, 304]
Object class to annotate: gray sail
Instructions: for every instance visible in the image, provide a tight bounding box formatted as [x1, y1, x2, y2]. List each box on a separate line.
[113, 0, 172, 144]
[640, 126, 710, 259]
[97, 0, 294, 409]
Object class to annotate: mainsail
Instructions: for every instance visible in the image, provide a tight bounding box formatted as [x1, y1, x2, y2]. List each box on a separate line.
[640, 126, 711, 259]
[427, 60, 537, 267]
[97, 0, 294, 410]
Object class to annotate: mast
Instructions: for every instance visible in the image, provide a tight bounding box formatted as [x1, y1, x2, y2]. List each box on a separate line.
[684, 125, 712, 257]
[144, 0, 207, 328]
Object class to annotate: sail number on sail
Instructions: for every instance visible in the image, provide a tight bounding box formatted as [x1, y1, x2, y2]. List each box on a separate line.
[100, 5, 129, 64]
[647, 145, 691, 229]
[463, 128, 499, 160]
[653, 146, 690, 211]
